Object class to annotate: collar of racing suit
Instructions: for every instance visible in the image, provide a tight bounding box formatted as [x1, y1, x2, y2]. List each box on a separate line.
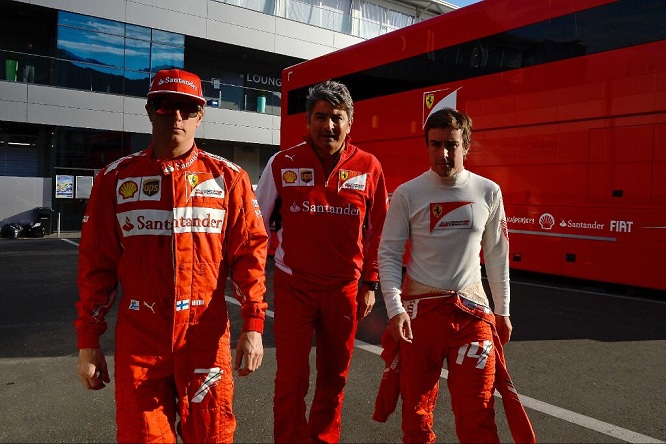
[147, 143, 199, 175]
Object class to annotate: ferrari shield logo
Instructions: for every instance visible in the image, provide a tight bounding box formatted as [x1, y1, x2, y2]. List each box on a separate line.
[425, 94, 434, 109]
[338, 170, 367, 192]
[422, 87, 461, 128]
[429, 201, 473, 233]
[187, 173, 199, 188]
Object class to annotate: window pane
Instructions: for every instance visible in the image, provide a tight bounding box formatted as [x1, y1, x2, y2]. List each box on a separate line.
[125, 37, 150, 72]
[126, 23, 151, 41]
[55, 11, 185, 98]
[151, 42, 184, 71]
[124, 72, 151, 96]
[57, 25, 125, 69]
[320, 0, 351, 33]
[0, 136, 38, 177]
[359, 1, 382, 38]
[223, 0, 276, 15]
[54, 129, 128, 171]
[286, 0, 350, 32]
[152, 29, 184, 47]
[385, 9, 413, 33]
[286, 0, 312, 23]
[58, 11, 124, 35]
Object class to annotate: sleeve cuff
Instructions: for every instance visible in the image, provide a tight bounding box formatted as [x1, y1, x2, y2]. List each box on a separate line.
[382, 288, 406, 319]
[77, 334, 101, 350]
[242, 317, 265, 334]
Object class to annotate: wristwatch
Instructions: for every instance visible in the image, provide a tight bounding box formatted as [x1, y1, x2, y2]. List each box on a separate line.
[362, 280, 379, 291]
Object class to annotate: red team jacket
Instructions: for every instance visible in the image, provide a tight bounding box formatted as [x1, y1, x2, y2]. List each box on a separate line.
[256, 136, 388, 287]
[75, 145, 268, 355]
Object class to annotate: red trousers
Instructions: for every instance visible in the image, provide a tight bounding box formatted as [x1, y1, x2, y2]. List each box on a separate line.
[373, 296, 535, 444]
[400, 296, 499, 443]
[273, 269, 359, 443]
[114, 320, 236, 443]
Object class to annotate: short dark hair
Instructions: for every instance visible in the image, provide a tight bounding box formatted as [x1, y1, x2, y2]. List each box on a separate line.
[424, 108, 473, 148]
[305, 80, 354, 121]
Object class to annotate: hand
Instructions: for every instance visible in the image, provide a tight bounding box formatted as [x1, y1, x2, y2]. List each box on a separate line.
[495, 315, 513, 345]
[357, 287, 376, 320]
[77, 348, 110, 390]
[234, 331, 264, 377]
[388, 312, 413, 343]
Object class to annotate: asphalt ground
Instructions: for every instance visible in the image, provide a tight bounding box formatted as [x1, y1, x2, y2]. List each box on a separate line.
[0, 234, 664, 443]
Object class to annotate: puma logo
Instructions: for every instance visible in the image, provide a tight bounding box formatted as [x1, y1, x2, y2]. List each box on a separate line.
[143, 301, 156, 314]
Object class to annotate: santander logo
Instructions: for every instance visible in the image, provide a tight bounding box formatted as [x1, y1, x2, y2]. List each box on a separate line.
[158, 76, 197, 91]
[117, 207, 226, 237]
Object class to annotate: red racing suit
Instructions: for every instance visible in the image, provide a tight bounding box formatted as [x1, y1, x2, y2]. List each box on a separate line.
[255, 136, 388, 443]
[75, 145, 268, 443]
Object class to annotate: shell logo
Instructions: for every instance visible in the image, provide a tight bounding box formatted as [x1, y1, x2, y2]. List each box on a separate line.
[539, 213, 555, 230]
[283, 170, 297, 184]
[119, 180, 139, 199]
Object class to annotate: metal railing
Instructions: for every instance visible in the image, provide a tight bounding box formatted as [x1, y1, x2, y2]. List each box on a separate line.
[1, 49, 281, 116]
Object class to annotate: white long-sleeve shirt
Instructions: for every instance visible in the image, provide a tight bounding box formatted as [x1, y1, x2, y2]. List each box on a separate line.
[379, 168, 510, 319]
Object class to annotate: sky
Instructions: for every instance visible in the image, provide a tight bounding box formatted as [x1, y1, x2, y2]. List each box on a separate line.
[447, 0, 482, 7]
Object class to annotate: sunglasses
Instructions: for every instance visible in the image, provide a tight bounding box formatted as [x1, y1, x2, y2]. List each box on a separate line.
[152, 99, 201, 118]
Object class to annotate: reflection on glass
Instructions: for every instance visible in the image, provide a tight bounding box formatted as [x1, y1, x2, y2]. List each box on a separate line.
[151, 43, 184, 72]
[57, 26, 125, 69]
[57, 59, 125, 94]
[124, 72, 152, 96]
[152, 29, 185, 47]
[55, 10, 185, 97]
[47, 10, 278, 115]
[126, 23, 151, 41]
[58, 11, 125, 35]
[199, 77, 281, 115]
[125, 38, 150, 73]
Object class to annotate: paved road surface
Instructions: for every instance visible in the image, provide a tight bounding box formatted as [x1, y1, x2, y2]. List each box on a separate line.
[0, 235, 664, 443]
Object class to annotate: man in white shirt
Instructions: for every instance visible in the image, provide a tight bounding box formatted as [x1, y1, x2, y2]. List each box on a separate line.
[377, 107, 534, 443]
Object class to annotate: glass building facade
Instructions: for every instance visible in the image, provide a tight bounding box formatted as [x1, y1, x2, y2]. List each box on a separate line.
[0, 0, 439, 230]
[55, 11, 185, 97]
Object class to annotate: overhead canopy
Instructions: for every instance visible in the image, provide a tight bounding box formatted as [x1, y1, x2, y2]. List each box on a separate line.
[393, 0, 458, 17]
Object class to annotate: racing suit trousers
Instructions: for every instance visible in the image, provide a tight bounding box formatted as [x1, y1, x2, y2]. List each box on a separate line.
[273, 269, 359, 443]
[114, 319, 236, 443]
[400, 296, 499, 444]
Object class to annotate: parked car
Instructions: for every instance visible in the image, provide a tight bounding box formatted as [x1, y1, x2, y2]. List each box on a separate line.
[1, 222, 46, 239]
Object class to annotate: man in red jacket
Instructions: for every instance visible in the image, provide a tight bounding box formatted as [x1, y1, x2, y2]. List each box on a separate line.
[75, 68, 268, 443]
[255, 80, 388, 443]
